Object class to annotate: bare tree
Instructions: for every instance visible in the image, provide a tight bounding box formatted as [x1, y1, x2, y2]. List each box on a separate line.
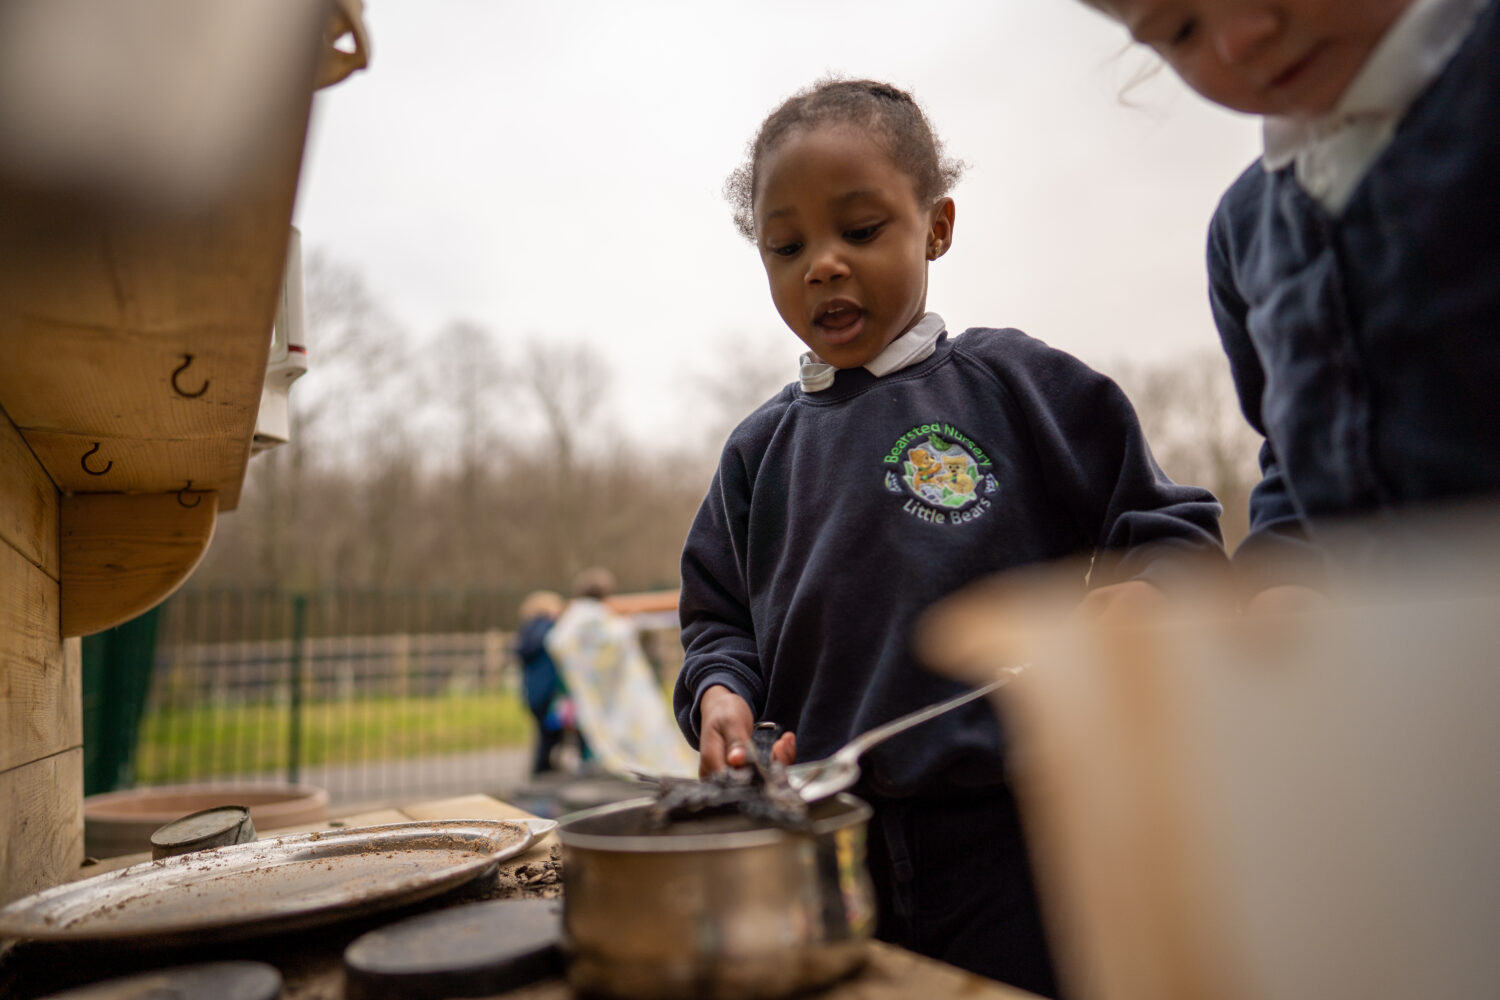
[515, 339, 611, 464]
[196, 263, 862, 595]
[1112, 352, 1263, 549]
[200, 251, 420, 586]
[418, 321, 507, 581]
[499, 337, 617, 582]
[293, 252, 416, 459]
[199, 247, 1271, 598]
[694, 332, 795, 453]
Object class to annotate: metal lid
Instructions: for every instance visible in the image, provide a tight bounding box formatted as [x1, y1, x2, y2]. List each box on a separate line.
[150, 805, 254, 858]
[344, 899, 562, 999]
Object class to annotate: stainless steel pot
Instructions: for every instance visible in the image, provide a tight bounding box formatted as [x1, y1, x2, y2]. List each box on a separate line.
[557, 792, 875, 1000]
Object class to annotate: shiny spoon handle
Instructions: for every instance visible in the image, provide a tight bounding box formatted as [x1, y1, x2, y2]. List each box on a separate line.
[837, 666, 1023, 763]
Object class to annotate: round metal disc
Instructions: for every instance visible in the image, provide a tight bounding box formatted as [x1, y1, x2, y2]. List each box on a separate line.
[150, 805, 255, 857]
[344, 899, 562, 999]
[35, 961, 281, 1000]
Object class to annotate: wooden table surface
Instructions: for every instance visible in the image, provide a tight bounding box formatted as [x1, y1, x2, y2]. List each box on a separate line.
[0, 793, 1039, 1000]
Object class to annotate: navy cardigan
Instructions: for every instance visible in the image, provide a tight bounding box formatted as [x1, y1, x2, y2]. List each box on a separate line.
[1208, 0, 1500, 592]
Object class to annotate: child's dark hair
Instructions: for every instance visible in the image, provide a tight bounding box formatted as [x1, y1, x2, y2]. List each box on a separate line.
[726, 77, 964, 241]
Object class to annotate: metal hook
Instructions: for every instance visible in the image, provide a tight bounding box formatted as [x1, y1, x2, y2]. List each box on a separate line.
[81, 442, 113, 476]
[177, 480, 201, 508]
[171, 354, 210, 398]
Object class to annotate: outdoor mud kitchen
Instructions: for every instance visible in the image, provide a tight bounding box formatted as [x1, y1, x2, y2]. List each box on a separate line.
[3, 2, 1498, 1000]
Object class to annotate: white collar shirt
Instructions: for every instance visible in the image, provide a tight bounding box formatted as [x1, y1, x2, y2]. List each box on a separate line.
[798, 312, 947, 393]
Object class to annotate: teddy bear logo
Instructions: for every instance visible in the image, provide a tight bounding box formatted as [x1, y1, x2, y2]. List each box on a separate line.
[902, 435, 981, 509]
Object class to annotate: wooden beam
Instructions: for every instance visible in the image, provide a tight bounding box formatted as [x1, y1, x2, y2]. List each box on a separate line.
[0, 748, 83, 907]
[60, 492, 217, 638]
[0, 322, 267, 439]
[0, 408, 58, 580]
[0, 545, 76, 773]
[0, 55, 316, 515]
[25, 430, 249, 511]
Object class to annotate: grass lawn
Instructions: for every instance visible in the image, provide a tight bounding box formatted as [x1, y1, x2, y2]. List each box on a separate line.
[134, 691, 533, 784]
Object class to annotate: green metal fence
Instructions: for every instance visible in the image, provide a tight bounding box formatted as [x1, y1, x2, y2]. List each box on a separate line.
[134, 588, 535, 805]
[100, 588, 682, 806]
[81, 608, 162, 796]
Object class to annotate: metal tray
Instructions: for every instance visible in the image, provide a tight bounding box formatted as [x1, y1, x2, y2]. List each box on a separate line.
[0, 818, 556, 944]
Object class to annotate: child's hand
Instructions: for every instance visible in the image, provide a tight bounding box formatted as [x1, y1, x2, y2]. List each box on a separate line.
[698, 684, 797, 777]
[1245, 584, 1330, 615]
[1073, 579, 1170, 625]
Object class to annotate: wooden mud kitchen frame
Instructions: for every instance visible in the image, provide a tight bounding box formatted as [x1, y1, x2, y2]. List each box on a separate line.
[0, 0, 369, 908]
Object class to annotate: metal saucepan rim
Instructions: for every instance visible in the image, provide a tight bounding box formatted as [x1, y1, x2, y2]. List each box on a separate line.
[556, 793, 871, 853]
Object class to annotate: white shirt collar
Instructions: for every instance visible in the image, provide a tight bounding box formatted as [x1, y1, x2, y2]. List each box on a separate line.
[798, 312, 947, 392]
[1263, 0, 1487, 170]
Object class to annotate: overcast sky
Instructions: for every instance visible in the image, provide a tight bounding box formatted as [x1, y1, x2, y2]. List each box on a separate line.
[291, 0, 1262, 443]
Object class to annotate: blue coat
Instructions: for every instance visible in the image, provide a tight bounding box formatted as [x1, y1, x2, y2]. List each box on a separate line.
[516, 615, 560, 718]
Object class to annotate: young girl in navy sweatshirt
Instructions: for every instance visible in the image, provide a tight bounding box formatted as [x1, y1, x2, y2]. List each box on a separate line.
[673, 78, 1226, 997]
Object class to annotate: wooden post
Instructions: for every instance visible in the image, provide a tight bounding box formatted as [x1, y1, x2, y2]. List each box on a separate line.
[287, 593, 308, 785]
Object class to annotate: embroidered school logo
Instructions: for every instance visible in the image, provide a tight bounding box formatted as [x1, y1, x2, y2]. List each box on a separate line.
[883, 422, 998, 525]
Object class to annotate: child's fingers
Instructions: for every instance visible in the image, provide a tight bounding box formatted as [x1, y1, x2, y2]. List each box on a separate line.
[698, 685, 754, 776]
[717, 731, 791, 770]
[773, 731, 796, 765]
[725, 742, 749, 768]
[699, 727, 730, 777]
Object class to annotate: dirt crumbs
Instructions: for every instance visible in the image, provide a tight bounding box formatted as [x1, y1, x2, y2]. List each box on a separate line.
[473, 843, 563, 902]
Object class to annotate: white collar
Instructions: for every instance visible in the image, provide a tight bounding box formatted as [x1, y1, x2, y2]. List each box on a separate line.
[799, 312, 947, 392]
[1263, 0, 1487, 169]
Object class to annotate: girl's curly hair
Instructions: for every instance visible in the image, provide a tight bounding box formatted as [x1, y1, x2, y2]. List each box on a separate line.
[726, 77, 965, 242]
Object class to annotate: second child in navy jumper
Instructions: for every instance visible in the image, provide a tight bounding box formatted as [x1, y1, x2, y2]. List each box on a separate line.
[1083, 0, 1500, 597]
[673, 79, 1226, 998]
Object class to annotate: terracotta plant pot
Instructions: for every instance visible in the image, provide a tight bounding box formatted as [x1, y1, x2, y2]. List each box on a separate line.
[84, 783, 327, 858]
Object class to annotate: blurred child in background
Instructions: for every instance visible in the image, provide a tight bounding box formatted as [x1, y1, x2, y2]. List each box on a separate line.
[516, 590, 568, 776]
[548, 567, 697, 777]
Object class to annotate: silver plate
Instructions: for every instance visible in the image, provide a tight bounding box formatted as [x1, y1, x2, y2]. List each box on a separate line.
[0, 818, 556, 944]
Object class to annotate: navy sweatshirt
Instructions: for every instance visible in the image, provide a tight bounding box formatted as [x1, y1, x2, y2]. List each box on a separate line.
[1208, 0, 1500, 593]
[674, 328, 1225, 797]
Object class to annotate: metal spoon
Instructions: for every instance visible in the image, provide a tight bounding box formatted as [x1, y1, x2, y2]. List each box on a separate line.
[787, 665, 1026, 804]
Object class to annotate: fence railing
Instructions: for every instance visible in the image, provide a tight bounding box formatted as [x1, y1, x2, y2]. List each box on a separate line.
[130, 588, 680, 806]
